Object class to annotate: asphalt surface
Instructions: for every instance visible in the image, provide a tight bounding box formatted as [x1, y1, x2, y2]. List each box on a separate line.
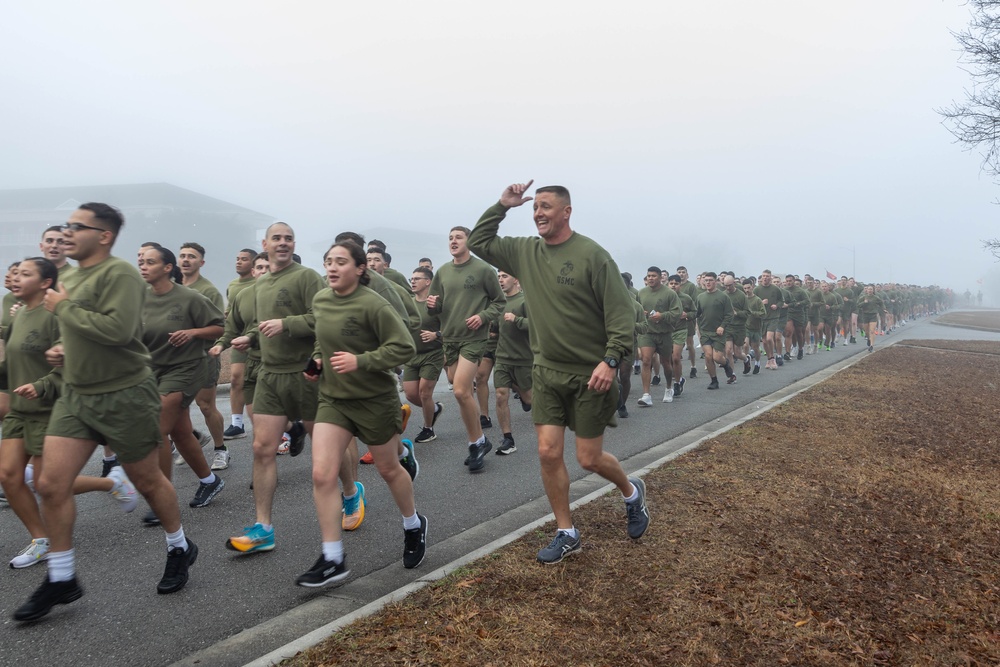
[0, 315, 994, 667]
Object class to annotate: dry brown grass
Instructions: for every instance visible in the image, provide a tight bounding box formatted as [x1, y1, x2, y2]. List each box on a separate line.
[936, 310, 1000, 332]
[284, 339, 1000, 667]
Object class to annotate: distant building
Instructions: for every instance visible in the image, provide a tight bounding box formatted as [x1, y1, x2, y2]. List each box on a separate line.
[0, 183, 273, 289]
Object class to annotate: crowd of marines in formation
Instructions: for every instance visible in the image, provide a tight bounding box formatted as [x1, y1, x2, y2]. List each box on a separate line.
[0, 185, 951, 622]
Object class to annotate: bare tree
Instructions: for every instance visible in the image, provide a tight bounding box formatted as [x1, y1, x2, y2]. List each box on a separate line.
[940, 1, 1000, 254]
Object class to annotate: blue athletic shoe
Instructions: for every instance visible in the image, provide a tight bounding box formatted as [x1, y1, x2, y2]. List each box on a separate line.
[342, 481, 366, 531]
[225, 523, 275, 553]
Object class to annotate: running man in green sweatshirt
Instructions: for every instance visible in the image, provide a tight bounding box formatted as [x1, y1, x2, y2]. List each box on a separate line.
[468, 180, 648, 565]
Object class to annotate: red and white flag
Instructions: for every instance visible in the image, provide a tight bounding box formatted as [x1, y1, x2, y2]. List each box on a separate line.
[825, 270, 837, 280]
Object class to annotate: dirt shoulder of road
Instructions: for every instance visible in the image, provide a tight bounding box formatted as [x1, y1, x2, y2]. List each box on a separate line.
[935, 309, 1000, 332]
[285, 335, 1000, 667]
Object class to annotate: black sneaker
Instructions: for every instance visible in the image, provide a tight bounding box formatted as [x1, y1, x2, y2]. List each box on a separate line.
[797, 349, 803, 360]
[650, 375, 660, 386]
[296, 554, 350, 588]
[14, 576, 84, 621]
[100, 457, 119, 478]
[775, 355, 784, 367]
[708, 378, 719, 390]
[479, 415, 493, 429]
[742, 358, 752, 375]
[223, 424, 246, 440]
[400, 440, 419, 481]
[189, 476, 225, 508]
[431, 402, 443, 427]
[519, 396, 532, 412]
[157, 539, 198, 594]
[288, 421, 307, 457]
[783, 353, 791, 361]
[536, 531, 582, 564]
[678, 377, 685, 395]
[831, 341, 836, 348]
[403, 514, 428, 569]
[690, 367, 697, 379]
[752, 364, 760, 375]
[467, 439, 492, 472]
[633, 365, 640, 376]
[850, 336, 857, 344]
[727, 374, 737, 385]
[496, 437, 516, 455]
[142, 509, 161, 526]
[625, 477, 650, 539]
[617, 405, 629, 418]
[414, 427, 436, 444]
[673, 382, 681, 396]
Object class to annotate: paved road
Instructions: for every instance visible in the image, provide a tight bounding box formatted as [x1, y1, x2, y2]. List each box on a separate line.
[0, 316, 995, 667]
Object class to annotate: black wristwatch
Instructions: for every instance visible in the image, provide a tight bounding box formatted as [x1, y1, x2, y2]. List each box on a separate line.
[603, 356, 619, 369]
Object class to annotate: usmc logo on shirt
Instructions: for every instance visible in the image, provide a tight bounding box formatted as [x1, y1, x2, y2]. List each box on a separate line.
[167, 304, 184, 322]
[20, 330, 43, 353]
[275, 288, 292, 308]
[557, 261, 575, 286]
[341, 316, 361, 336]
[463, 276, 477, 290]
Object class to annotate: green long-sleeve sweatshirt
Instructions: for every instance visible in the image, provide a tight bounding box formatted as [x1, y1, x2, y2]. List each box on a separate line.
[427, 255, 505, 342]
[0, 304, 62, 413]
[467, 202, 634, 376]
[725, 287, 748, 325]
[495, 290, 531, 365]
[251, 263, 326, 373]
[312, 285, 416, 400]
[754, 284, 783, 322]
[226, 275, 256, 317]
[215, 282, 261, 361]
[695, 289, 734, 333]
[53, 256, 152, 394]
[637, 285, 680, 334]
[142, 284, 224, 370]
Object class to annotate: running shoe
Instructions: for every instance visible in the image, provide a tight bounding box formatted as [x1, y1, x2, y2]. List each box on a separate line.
[277, 434, 290, 455]
[172, 443, 185, 467]
[650, 375, 660, 386]
[13, 576, 83, 622]
[467, 439, 492, 473]
[849, 336, 857, 344]
[360, 450, 374, 464]
[536, 531, 582, 564]
[617, 406, 629, 418]
[400, 403, 411, 432]
[690, 367, 697, 379]
[142, 509, 161, 526]
[297, 554, 350, 588]
[727, 374, 737, 385]
[414, 427, 436, 444]
[157, 539, 198, 594]
[479, 415, 493, 430]
[678, 377, 685, 395]
[288, 421, 307, 457]
[782, 353, 791, 361]
[625, 477, 650, 539]
[402, 514, 428, 569]
[195, 429, 213, 448]
[223, 424, 245, 440]
[775, 355, 784, 367]
[211, 448, 230, 471]
[797, 349, 803, 360]
[225, 523, 275, 553]
[662, 389, 673, 403]
[673, 381, 681, 396]
[342, 482, 366, 531]
[742, 358, 752, 375]
[431, 402, 443, 427]
[708, 378, 720, 390]
[519, 395, 532, 412]
[9, 539, 50, 569]
[107, 466, 139, 513]
[100, 457, 119, 478]
[752, 363, 760, 375]
[637, 393, 653, 407]
[496, 437, 516, 455]
[400, 439, 419, 481]
[189, 475, 225, 508]
[0, 489, 7, 504]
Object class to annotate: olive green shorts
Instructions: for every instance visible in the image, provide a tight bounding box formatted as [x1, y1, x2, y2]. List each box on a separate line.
[47, 375, 162, 464]
[230, 348, 249, 365]
[315, 391, 402, 445]
[531, 365, 618, 439]
[403, 348, 444, 382]
[808, 310, 821, 327]
[443, 339, 488, 366]
[637, 331, 673, 356]
[243, 357, 261, 404]
[201, 355, 221, 389]
[2, 412, 50, 457]
[789, 313, 806, 327]
[494, 362, 532, 391]
[254, 369, 319, 421]
[700, 332, 726, 353]
[484, 336, 498, 360]
[671, 327, 688, 347]
[761, 318, 782, 334]
[726, 326, 746, 345]
[154, 358, 208, 409]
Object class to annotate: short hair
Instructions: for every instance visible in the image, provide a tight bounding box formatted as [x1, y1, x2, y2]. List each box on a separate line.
[668, 274, 681, 283]
[141, 241, 162, 250]
[383, 252, 392, 265]
[412, 266, 433, 280]
[335, 231, 365, 246]
[535, 185, 571, 205]
[292, 253, 301, 264]
[181, 242, 207, 258]
[367, 239, 386, 251]
[366, 248, 385, 260]
[78, 202, 124, 237]
[762, 269, 772, 275]
[42, 225, 64, 238]
[703, 271, 718, 280]
[21, 257, 59, 291]
[256, 251, 269, 261]
[676, 266, 687, 272]
[239, 248, 259, 259]
[742, 278, 754, 286]
[646, 266, 661, 275]
[8, 261, 21, 270]
[418, 257, 432, 264]
[449, 226, 471, 236]
[265, 221, 294, 237]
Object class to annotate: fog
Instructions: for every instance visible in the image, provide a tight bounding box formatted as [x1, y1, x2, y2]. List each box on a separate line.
[2, 1, 998, 301]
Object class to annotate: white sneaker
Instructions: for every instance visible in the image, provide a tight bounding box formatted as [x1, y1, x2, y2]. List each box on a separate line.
[10, 538, 50, 569]
[107, 466, 139, 513]
[211, 448, 230, 471]
[172, 443, 186, 466]
[637, 393, 653, 407]
[662, 390, 673, 403]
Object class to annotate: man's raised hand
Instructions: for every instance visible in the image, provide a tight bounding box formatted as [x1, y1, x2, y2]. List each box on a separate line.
[500, 180, 534, 208]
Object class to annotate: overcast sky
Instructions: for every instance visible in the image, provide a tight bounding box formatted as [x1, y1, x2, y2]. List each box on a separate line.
[2, 1, 997, 296]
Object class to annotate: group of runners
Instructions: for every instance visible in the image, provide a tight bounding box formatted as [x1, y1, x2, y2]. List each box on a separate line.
[0, 184, 950, 622]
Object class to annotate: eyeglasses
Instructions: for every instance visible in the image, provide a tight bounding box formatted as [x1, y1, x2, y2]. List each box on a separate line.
[61, 222, 108, 233]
